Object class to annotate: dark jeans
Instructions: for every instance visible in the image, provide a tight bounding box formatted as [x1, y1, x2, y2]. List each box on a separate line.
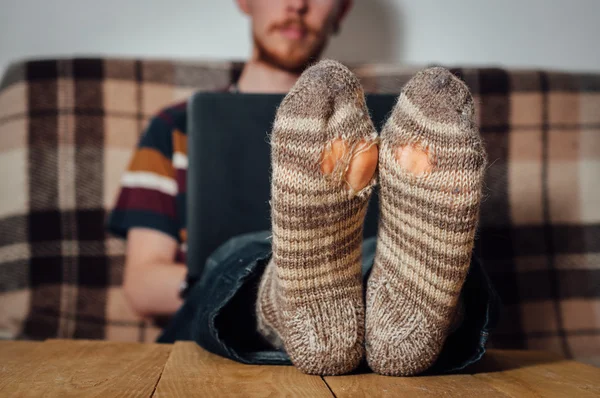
[158, 231, 501, 374]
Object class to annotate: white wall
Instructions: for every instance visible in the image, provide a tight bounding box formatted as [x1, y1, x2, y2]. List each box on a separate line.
[1, 0, 599, 78]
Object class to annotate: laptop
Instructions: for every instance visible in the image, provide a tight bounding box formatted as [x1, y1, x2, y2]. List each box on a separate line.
[186, 92, 398, 280]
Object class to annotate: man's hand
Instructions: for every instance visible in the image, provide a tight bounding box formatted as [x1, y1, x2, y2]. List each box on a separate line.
[123, 228, 187, 317]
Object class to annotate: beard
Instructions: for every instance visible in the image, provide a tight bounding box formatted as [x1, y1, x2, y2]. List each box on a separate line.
[253, 19, 330, 74]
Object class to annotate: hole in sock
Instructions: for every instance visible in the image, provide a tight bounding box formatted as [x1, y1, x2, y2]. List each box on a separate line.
[321, 138, 378, 192]
[321, 138, 349, 176]
[394, 144, 433, 176]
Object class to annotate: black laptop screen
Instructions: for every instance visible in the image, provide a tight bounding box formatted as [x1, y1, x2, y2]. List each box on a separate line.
[186, 92, 397, 278]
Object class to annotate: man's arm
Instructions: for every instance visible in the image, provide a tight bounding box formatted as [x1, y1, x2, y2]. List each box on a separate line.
[123, 228, 186, 317]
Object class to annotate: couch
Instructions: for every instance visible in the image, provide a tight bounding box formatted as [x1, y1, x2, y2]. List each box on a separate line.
[0, 58, 598, 364]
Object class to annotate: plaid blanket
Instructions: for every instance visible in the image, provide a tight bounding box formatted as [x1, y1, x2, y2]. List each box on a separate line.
[0, 58, 598, 363]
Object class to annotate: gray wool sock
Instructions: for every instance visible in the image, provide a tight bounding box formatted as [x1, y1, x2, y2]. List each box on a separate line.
[256, 60, 378, 376]
[366, 67, 487, 376]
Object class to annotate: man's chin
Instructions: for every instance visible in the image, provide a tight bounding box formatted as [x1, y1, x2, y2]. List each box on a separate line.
[258, 55, 313, 74]
[255, 40, 326, 74]
[273, 54, 316, 72]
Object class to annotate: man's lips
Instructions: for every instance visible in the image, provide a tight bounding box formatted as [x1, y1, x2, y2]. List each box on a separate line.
[279, 26, 307, 40]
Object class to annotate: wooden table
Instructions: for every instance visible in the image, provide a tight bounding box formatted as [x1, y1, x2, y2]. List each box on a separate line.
[1, 340, 599, 397]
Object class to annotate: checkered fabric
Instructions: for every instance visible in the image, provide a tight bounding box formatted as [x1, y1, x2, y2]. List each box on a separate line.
[0, 59, 239, 342]
[0, 59, 598, 364]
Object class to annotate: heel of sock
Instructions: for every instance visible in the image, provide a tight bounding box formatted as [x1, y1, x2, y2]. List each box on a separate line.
[367, 276, 423, 344]
[366, 273, 448, 376]
[282, 298, 364, 375]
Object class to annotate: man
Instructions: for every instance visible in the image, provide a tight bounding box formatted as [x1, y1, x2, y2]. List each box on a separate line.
[109, 0, 499, 377]
[108, 0, 353, 317]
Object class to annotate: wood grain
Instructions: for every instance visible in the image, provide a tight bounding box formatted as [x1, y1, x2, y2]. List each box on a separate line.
[0, 339, 171, 397]
[0, 341, 45, 385]
[153, 341, 333, 397]
[324, 349, 600, 397]
[2, 341, 599, 397]
[324, 372, 508, 397]
[0, 340, 44, 360]
[472, 349, 600, 398]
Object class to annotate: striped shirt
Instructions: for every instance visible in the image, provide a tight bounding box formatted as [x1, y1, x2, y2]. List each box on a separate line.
[108, 101, 190, 262]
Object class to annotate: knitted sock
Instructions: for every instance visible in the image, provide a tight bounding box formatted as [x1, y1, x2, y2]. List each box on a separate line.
[256, 60, 378, 375]
[365, 67, 487, 376]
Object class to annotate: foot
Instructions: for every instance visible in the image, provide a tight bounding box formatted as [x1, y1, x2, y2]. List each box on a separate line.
[321, 137, 379, 193]
[365, 67, 487, 376]
[256, 60, 379, 375]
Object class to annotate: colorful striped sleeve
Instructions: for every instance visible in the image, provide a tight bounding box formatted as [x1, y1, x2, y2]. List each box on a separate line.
[107, 114, 180, 241]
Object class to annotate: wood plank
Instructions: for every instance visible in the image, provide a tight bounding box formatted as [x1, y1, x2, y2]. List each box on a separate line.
[153, 341, 333, 397]
[324, 372, 509, 397]
[0, 340, 44, 359]
[0, 339, 171, 397]
[471, 349, 600, 398]
[0, 341, 45, 382]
